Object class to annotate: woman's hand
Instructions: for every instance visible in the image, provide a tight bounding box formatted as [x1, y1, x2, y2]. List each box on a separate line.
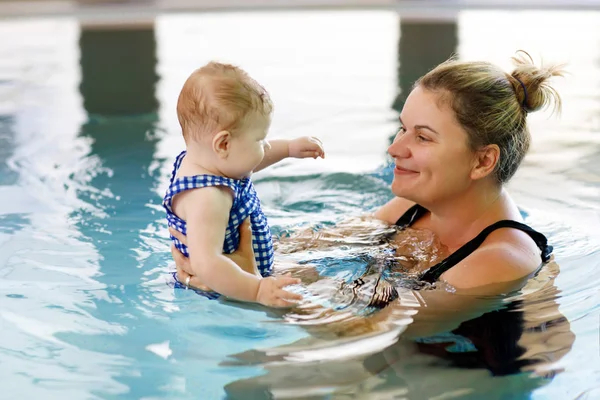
[169, 218, 258, 290]
[170, 242, 210, 291]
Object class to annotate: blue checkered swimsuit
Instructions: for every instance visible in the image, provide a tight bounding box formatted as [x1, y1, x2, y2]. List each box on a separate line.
[163, 150, 274, 278]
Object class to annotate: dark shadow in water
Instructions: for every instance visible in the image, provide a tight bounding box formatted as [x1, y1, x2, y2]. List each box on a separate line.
[0, 116, 18, 186]
[0, 116, 31, 233]
[392, 17, 458, 113]
[79, 24, 159, 115]
[56, 23, 175, 399]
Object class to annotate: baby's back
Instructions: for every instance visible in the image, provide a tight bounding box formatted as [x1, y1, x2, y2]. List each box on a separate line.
[163, 151, 274, 277]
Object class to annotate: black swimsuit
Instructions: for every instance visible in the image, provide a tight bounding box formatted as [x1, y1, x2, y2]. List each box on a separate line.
[395, 204, 553, 283]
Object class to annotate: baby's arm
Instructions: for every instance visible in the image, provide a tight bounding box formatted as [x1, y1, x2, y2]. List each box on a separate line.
[254, 137, 324, 173]
[183, 187, 259, 300]
[181, 186, 302, 306]
[254, 140, 290, 172]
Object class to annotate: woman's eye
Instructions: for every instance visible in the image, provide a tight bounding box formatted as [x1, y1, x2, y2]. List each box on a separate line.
[417, 135, 430, 142]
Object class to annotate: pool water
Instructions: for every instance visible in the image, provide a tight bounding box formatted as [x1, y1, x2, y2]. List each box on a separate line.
[0, 9, 599, 400]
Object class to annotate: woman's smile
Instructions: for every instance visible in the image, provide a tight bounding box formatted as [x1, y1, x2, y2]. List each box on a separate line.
[394, 165, 419, 176]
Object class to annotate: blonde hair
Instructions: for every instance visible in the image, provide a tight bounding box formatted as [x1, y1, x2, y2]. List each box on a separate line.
[416, 50, 565, 184]
[177, 62, 273, 141]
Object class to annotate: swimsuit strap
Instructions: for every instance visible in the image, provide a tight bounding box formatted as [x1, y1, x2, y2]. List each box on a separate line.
[420, 219, 553, 283]
[394, 204, 553, 283]
[169, 150, 187, 185]
[395, 203, 429, 228]
[163, 151, 239, 214]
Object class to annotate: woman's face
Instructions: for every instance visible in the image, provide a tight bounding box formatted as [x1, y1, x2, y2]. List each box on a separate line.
[388, 86, 477, 205]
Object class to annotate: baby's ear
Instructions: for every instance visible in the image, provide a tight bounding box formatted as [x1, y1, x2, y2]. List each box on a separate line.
[213, 130, 231, 158]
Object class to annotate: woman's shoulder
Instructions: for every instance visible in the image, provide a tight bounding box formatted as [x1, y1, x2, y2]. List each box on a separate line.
[441, 227, 543, 291]
[373, 197, 416, 225]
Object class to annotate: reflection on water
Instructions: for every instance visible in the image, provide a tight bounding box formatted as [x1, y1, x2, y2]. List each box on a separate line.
[0, 9, 598, 400]
[0, 19, 133, 398]
[66, 22, 183, 398]
[222, 224, 576, 399]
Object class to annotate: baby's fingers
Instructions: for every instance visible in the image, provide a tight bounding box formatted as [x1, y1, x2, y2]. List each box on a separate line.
[272, 298, 300, 308]
[273, 275, 303, 301]
[310, 145, 325, 159]
[277, 288, 303, 302]
[275, 276, 301, 287]
[308, 136, 323, 146]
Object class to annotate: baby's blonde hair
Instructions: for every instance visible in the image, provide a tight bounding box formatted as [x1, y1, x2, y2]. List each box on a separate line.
[177, 62, 273, 141]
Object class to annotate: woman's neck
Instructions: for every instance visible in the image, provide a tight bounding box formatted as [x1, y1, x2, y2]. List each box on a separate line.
[424, 181, 507, 251]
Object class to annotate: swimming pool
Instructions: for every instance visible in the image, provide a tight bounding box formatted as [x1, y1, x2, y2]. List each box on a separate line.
[0, 9, 599, 400]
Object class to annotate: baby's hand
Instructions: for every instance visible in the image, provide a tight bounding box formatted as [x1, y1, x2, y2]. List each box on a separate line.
[256, 275, 303, 308]
[289, 136, 325, 159]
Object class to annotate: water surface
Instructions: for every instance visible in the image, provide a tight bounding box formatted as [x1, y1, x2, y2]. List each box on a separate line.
[0, 9, 599, 400]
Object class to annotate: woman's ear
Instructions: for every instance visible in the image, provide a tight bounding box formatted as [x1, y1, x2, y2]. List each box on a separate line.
[471, 144, 499, 181]
[213, 130, 231, 158]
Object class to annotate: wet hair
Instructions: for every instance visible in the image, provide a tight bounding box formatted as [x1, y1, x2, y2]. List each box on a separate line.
[176, 61, 273, 141]
[416, 50, 565, 184]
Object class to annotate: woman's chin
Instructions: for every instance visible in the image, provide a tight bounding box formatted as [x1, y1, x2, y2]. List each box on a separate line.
[391, 183, 416, 200]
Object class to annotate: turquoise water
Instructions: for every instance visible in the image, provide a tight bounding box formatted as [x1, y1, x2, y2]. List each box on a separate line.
[1, 10, 599, 400]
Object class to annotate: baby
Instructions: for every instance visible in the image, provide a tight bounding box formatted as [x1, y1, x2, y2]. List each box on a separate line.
[163, 62, 325, 307]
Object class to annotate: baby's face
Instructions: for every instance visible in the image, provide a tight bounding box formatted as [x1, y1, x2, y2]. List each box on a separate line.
[226, 115, 271, 179]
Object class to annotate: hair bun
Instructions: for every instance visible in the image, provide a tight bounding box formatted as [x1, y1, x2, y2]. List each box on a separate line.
[510, 50, 565, 114]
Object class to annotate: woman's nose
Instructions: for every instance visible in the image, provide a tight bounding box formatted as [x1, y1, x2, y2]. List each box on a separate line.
[388, 133, 411, 159]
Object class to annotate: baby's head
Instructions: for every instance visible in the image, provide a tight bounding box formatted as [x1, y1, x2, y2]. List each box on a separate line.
[177, 62, 273, 178]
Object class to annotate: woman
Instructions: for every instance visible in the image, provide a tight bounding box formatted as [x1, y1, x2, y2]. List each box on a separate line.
[171, 50, 564, 297]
